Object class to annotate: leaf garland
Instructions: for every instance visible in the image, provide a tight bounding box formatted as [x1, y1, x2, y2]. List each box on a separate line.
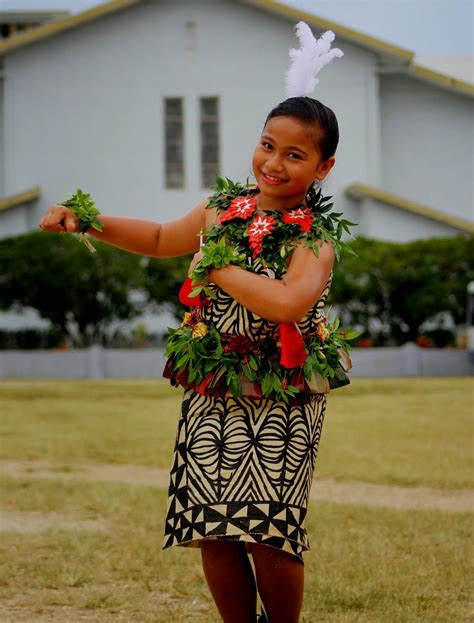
[189, 237, 247, 299]
[165, 310, 358, 402]
[189, 177, 357, 288]
[165, 177, 360, 401]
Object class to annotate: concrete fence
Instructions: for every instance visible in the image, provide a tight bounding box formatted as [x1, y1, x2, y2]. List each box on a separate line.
[0, 343, 472, 379]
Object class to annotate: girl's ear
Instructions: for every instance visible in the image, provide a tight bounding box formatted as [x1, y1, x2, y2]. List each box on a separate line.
[315, 156, 336, 181]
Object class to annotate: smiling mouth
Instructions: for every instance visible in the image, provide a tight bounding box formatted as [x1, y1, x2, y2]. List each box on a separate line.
[262, 172, 288, 184]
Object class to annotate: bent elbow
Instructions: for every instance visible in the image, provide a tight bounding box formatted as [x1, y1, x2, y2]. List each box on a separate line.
[279, 312, 306, 324]
[270, 288, 314, 323]
[276, 302, 308, 324]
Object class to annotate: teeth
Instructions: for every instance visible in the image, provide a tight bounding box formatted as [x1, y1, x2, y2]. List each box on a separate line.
[265, 173, 283, 182]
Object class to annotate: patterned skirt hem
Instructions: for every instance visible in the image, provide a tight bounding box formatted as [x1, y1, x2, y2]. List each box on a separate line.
[163, 532, 307, 563]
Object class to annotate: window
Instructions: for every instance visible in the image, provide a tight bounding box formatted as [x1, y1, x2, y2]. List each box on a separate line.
[164, 98, 184, 189]
[200, 97, 220, 187]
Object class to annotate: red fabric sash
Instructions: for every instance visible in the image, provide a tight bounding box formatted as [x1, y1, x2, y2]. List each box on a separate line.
[178, 277, 203, 308]
[279, 322, 307, 368]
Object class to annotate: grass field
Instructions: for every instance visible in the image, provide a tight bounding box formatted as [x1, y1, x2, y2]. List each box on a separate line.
[0, 378, 472, 622]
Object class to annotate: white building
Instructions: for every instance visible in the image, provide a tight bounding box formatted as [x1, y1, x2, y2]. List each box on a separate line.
[0, 0, 473, 242]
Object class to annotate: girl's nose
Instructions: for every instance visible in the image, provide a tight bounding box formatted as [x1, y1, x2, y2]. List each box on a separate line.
[267, 152, 284, 171]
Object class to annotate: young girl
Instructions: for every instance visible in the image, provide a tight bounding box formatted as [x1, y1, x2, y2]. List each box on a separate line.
[39, 24, 355, 623]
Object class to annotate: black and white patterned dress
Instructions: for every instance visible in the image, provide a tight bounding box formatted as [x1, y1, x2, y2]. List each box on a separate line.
[163, 265, 332, 562]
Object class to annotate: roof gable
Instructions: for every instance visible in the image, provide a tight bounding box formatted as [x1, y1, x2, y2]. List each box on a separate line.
[238, 0, 413, 63]
[0, 0, 141, 56]
[0, 0, 414, 62]
[0, 0, 472, 97]
[346, 182, 474, 235]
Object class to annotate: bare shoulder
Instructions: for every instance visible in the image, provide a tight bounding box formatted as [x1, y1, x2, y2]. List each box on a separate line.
[204, 203, 218, 229]
[185, 195, 218, 231]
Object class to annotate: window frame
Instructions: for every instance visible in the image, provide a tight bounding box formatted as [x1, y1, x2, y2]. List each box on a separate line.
[199, 96, 220, 189]
[164, 97, 185, 190]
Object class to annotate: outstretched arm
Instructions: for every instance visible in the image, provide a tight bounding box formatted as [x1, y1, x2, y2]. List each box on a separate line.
[39, 199, 208, 258]
[208, 241, 334, 323]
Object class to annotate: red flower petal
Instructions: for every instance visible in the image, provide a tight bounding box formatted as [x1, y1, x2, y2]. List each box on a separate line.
[248, 215, 277, 239]
[282, 208, 313, 233]
[218, 196, 257, 223]
[247, 215, 276, 258]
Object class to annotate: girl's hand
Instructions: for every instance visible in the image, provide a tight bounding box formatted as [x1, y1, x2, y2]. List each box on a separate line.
[39, 205, 80, 233]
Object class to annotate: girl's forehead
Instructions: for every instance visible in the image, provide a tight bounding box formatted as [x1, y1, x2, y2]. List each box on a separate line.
[263, 116, 320, 150]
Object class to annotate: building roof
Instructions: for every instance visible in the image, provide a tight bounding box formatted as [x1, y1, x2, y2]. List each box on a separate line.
[416, 56, 474, 84]
[238, 0, 413, 63]
[0, 186, 42, 213]
[0, 11, 70, 24]
[0, 0, 472, 98]
[0, 0, 141, 56]
[345, 182, 474, 235]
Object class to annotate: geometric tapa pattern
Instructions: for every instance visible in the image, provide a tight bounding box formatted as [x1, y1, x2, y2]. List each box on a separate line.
[163, 389, 327, 561]
[199, 270, 332, 339]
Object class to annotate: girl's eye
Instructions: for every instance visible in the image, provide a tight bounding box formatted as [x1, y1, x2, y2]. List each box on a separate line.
[288, 152, 302, 160]
[261, 142, 272, 149]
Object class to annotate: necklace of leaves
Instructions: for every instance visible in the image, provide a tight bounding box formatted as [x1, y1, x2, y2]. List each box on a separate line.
[189, 177, 356, 298]
[164, 177, 359, 401]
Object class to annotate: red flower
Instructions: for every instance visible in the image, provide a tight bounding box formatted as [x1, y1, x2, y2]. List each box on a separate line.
[356, 338, 373, 348]
[222, 335, 260, 357]
[416, 336, 432, 348]
[248, 215, 277, 258]
[218, 196, 257, 223]
[282, 208, 313, 233]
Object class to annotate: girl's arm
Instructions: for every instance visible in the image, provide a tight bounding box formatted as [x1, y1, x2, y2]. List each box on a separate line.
[208, 241, 335, 323]
[39, 199, 209, 258]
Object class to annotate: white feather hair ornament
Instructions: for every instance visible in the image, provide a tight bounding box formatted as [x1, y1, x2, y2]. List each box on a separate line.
[285, 21, 344, 98]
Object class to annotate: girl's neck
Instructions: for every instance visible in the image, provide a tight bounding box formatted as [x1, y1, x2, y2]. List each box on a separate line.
[254, 189, 305, 213]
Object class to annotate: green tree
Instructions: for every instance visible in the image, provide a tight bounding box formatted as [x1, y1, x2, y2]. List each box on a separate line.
[330, 237, 393, 341]
[0, 232, 146, 346]
[143, 254, 192, 321]
[330, 235, 474, 345]
[384, 236, 474, 342]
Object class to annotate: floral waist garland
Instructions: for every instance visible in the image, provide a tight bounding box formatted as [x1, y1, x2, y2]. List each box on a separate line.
[164, 177, 359, 403]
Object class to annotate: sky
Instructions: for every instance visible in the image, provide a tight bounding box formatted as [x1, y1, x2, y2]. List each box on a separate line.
[1, 0, 473, 57]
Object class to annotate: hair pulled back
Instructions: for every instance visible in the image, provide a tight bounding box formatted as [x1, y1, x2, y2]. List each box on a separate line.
[264, 96, 339, 162]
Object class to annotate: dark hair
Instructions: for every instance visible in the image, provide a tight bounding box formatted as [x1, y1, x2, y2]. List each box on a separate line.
[264, 96, 339, 161]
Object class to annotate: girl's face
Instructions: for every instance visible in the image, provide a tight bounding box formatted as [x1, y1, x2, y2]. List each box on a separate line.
[252, 115, 335, 209]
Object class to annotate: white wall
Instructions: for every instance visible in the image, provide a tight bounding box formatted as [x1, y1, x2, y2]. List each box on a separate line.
[1, 344, 472, 379]
[0, 205, 30, 236]
[2, 0, 379, 236]
[357, 197, 460, 242]
[2, 2, 471, 250]
[380, 74, 474, 224]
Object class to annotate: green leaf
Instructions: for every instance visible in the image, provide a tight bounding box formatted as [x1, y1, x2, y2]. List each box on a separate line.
[242, 364, 256, 381]
[261, 372, 274, 397]
[189, 286, 203, 298]
[342, 330, 361, 340]
[249, 356, 258, 371]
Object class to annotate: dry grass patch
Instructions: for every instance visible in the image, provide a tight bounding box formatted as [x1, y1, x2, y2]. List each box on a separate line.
[0, 477, 472, 622]
[0, 378, 472, 621]
[1, 377, 472, 488]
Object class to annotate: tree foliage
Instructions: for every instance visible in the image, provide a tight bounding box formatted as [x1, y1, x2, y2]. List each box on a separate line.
[143, 254, 192, 321]
[0, 231, 471, 348]
[0, 232, 146, 346]
[330, 235, 474, 344]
